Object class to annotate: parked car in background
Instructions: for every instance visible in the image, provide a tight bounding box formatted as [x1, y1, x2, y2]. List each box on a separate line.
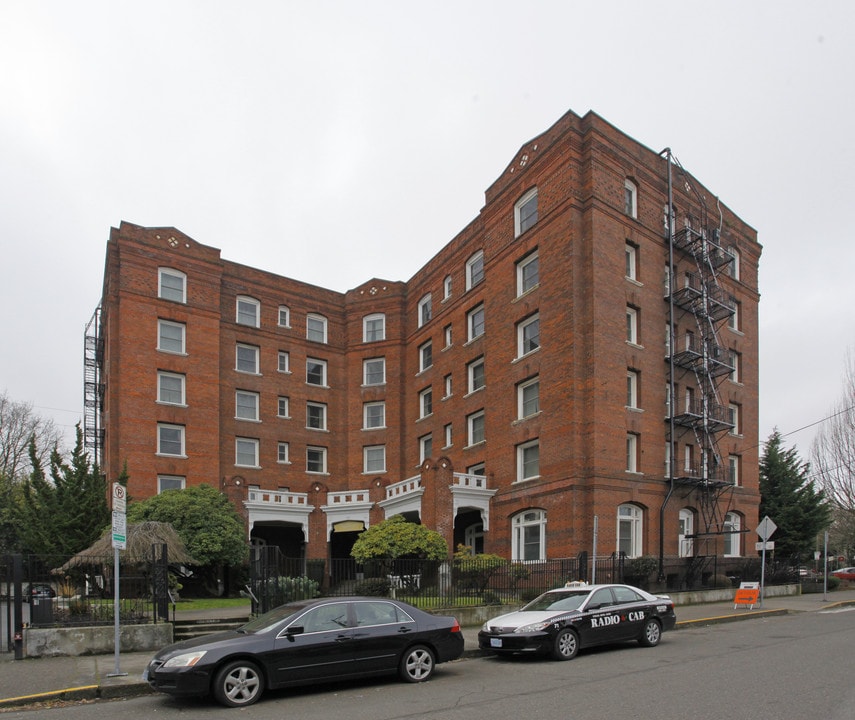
[144, 596, 464, 708]
[24, 584, 56, 602]
[831, 567, 855, 581]
[479, 582, 676, 661]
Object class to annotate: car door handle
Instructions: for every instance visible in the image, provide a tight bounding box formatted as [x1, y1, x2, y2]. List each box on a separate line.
[397, 627, 412, 634]
[335, 635, 352, 642]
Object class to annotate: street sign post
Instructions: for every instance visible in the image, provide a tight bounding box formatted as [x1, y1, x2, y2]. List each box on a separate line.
[756, 515, 777, 608]
[109, 483, 127, 678]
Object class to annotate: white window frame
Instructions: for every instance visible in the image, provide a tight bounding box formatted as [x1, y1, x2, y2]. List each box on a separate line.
[516, 251, 539, 296]
[418, 294, 432, 327]
[728, 246, 741, 280]
[278, 351, 290, 373]
[626, 433, 639, 473]
[728, 299, 740, 331]
[512, 509, 546, 562]
[443, 275, 452, 300]
[444, 324, 452, 348]
[277, 442, 290, 464]
[728, 455, 740, 486]
[626, 306, 639, 345]
[157, 423, 185, 457]
[363, 445, 386, 474]
[467, 304, 485, 341]
[306, 446, 328, 474]
[624, 178, 638, 218]
[617, 504, 642, 558]
[235, 343, 260, 374]
[278, 305, 291, 327]
[157, 371, 185, 406]
[467, 410, 485, 447]
[515, 188, 539, 237]
[363, 357, 386, 386]
[363, 313, 386, 342]
[363, 401, 385, 429]
[419, 434, 432, 464]
[306, 357, 328, 386]
[627, 370, 639, 409]
[277, 396, 290, 418]
[444, 373, 453, 398]
[518, 376, 539, 419]
[467, 357, 485, 394]
[306, 401, 327, 431]
[723, 513, 741, 557]
[517, 314, 540, 358]
[466, 250, 485, 290]
[729, 350, 741, 383]
[158, 319, 186, 354]
[235, 390, 260, 421]
[678, 508, 694, 558]
[157, 475, 185, 493]
[236, 296, 260, 327]
[306, 313, 328, 343]
[419, 387, 433, 419]
[517, 439, 540, 482]
[729, 403, 742, 436]
[419, 340, 433, 372]
[625, 243, 637, 281]
[158, 268, 186, 303]
[444, 423, 452, 448]
[235, 437, 259, 468]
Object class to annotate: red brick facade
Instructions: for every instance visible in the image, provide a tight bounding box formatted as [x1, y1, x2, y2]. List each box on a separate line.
[98, 110, 761, 565]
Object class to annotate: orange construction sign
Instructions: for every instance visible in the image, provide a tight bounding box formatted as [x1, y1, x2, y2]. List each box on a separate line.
[733, 583, 760, 609]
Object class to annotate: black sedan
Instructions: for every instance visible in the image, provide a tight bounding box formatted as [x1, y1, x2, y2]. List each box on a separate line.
[144, 596, 464, 708]
[478, 582, 676, 660]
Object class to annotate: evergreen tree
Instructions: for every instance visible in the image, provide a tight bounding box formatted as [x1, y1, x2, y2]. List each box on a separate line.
[760, 431, 832, 559]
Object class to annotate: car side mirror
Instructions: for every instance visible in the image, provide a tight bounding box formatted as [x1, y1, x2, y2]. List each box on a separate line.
[286, 625, 304, 637]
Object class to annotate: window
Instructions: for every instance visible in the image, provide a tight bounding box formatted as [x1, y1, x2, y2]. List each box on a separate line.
[278, 351, 290, 373]
[157, 423, 185, 456]
[306, 402, 327, 430]
[727, 247, 741, 280]
[512, 509, 546, 562]
[468, 462, 485, 476]
[419, 340, 432, 372]
[728, 455, 741, 486]
[307, 446, 327, 474]
[419, 434, 432, 463]
[444, 423, 452, 448]
[625, 243, 638, 281]
[624, 179, 637, 218]
[363, 445, 386, 473]
[158, 268, 186, 303]
[158, 320, 185, 354]
[235, 437, 259, 467]
[627, 370, 639, 408]
[158, 475, 185, 493]
[444, 373, 453, 398]
[418, 294, 432, 327]
[419, 387, 433, 418]
[443, 275, 452, 300]
[518, 376, 540, 419]
[467, 304, 485, 341]
[363, 358, 385, 386]
[277, 396, 290, 418]
[517, 314, 540, 357]
[363, 401, 385, 429]
[679, 508, 694, 558]
[723, 513, 741, 556]
[277, 442, 290, 463]
[306, 314, 328, 343]
[444, 324, 452, 348]
[157, 371, 185, 405]
[729, 403, 742, 435]
[236, 343, 259, 373]
[468, 357, 485, 393]
[236, 296, 260, 327]
[617, 504, 642, 558]
[517, 439, 540, 481]
[729, 350, 741, 383]
[467, 410, 485, 446]
[306, 358, 327, 386]
[363, 313, 385, 342]
[235, 391, 259, 421]
[515, 188, 539, 236]
[278, 305, 291, 327]
[626, 433, 639, 473]
[665, 441, 672, 478]
[516, 251, 539, 296]
[626, 306, 639, 345]
[728, 299, 741, 331]
[466, 250, 485, 290]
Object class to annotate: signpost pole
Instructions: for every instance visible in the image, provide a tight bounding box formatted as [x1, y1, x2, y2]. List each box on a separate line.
[108, 482, 128, 678]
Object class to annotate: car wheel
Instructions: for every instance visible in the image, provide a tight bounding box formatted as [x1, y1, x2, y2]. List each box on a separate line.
[551, 628, 579, 660]
[638, 618, 661, 647]
[212, 660, 264, 708]
[399, 644, 435, 682]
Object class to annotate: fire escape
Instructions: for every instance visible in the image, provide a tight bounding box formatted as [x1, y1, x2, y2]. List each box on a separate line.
[665, 196, 737, 562]
[83, 306, 104, 466]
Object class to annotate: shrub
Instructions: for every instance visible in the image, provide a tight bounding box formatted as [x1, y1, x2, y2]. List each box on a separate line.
[354, 577, 392, 596]
[264, 576, 319, 604]
[481, 590, 502, 606]
[706, 574, 732, 589]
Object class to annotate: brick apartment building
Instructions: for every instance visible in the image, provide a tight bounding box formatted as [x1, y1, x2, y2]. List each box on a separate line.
[90, 109, 761, 572]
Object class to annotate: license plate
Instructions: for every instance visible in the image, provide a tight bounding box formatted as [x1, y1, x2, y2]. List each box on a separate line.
[490, 638, 503, 648]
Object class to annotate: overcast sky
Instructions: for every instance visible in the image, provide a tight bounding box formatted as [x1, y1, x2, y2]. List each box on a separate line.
[2, 1, 853, 464]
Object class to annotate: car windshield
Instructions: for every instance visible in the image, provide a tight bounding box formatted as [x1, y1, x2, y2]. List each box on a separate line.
[238, 601, 311, 633]
[522, 589, 589, 612]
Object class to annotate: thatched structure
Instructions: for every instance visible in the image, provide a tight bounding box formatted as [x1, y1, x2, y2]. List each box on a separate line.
[58, 521, 198, 570]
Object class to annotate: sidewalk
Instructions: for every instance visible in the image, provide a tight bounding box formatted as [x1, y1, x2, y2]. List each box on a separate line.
[2, 589, 853, 710]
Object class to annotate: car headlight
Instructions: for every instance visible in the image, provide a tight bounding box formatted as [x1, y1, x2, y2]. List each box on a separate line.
[515, 621, 552, 633]
[162, 651, 207, 668]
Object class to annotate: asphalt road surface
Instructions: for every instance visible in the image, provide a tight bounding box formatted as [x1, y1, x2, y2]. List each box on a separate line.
[5, 608, 854, 719]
